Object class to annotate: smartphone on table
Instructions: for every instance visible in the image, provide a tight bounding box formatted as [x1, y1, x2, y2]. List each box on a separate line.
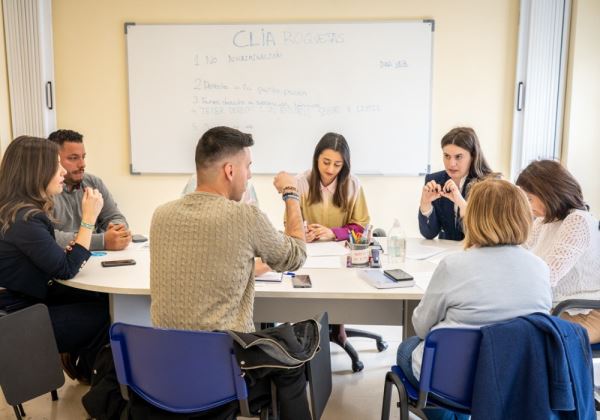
[101, 259, 136, 268]
[383, 269, 414, 282]
[292, 274, 312, 288]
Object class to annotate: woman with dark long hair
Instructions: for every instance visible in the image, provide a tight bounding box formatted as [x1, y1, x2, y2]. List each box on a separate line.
[419, 127, 496, 240]
[295, 132, 371, 371]
[296, 132, 369, 242]
[0, 136, 109, 383]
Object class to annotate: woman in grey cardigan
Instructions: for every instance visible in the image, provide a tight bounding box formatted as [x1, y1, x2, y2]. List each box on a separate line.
[398, 179, 552, 419]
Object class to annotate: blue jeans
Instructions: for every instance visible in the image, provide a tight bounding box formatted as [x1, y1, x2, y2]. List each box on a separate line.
[396, 336, 470, 420]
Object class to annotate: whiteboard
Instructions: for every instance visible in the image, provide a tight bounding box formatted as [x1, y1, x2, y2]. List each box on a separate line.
[126, 21, 433, 175]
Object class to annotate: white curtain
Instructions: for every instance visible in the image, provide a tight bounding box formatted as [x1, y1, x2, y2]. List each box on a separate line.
[2, 0, 55, 138]
[511, 0, 571, 179]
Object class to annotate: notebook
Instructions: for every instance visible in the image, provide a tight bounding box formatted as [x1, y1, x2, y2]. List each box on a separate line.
[255, 272, 283, 282]
[359, 269, 415, 289]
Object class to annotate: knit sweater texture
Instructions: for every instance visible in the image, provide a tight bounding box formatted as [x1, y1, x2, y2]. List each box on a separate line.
[150, 192, 306, 332]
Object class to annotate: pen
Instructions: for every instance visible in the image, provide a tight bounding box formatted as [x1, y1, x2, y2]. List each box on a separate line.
[284, 271, 296, 277]
[363, 224, 371, 242]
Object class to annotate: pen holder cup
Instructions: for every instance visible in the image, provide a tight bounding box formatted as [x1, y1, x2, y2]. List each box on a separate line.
[348, 242, 370, 266]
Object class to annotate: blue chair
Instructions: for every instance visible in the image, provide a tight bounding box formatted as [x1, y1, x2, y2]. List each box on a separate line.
[381, 328, 482, 420]
[109, 323, 273, 419]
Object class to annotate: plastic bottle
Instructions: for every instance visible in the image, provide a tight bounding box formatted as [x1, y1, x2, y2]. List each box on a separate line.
[387, 219, 406, 264]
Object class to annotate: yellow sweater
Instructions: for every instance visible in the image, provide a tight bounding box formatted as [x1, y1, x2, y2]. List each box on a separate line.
[296, 171, 370, 239]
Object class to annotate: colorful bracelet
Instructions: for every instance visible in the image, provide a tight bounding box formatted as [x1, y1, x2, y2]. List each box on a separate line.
[282, 192, 300, 202]
[80, 221, 95, 230]
[281, 186, 298, 193]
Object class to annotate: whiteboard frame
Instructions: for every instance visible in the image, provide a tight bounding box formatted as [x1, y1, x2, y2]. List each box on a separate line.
[124, 20, 434, 176]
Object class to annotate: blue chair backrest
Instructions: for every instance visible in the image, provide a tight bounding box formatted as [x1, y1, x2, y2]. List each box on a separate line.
[109, 322, 248, 414]
[418, 328, 482, 409]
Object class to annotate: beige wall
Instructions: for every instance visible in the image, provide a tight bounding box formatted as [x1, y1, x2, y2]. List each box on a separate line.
[0, 3, 12, 153]
[49, 0, 519, 235]
[563, 0, 600, 217]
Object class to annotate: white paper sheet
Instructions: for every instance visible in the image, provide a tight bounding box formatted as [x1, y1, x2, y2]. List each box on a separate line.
[406, 244, 446, 260]
[306, 241, 349, 257]
[302, 256, 343, 269]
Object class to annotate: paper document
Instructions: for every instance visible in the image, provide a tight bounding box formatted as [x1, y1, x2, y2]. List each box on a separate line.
[306, 241, 349, 257]
[255, 272, 283, 282]
[359, 269, 415, 289]
[406, 244, 445, 260]
[302, 256, 343, 269]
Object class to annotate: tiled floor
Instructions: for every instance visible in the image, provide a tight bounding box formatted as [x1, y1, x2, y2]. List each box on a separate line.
[0, 325, 403, 420]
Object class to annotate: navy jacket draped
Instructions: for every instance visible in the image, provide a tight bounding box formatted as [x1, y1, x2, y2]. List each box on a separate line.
[472, 313, 595, 420]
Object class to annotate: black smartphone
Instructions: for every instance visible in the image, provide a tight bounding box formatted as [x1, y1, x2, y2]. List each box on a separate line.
[131, 234, 148, 243]
[292, 274, 312, 288]
[101, 259, 136, 268]
[383, 269, 414, 282]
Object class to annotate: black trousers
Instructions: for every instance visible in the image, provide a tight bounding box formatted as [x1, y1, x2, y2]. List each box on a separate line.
[45, 283, 110, 354]
[246, 365, 312, 420]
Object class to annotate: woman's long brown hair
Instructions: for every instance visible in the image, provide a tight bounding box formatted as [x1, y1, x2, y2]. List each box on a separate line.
[308, 132, 351, 212]
[0, 136, 59, 234]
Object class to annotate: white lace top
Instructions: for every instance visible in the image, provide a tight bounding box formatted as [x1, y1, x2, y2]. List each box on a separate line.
[526, 209, 600, 305]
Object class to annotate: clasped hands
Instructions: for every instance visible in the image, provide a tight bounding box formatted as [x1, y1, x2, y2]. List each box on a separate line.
[104, 222, 132, 250]
[420, 179, 466, 214]
[305, 223, 335, 242]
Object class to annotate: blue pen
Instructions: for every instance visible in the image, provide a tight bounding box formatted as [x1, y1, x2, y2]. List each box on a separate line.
[284, 271, 296, 277]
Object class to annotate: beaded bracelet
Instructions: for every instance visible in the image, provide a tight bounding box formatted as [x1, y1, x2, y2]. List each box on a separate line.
[80, 221, 95, 230]
[282, 192, 300, 202]
[281, 186, 298, 193]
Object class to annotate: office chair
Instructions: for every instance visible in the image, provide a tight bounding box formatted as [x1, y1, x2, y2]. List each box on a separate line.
[0, 304, 65, 420]
[110, 323, 273, 418]
[552, 299, 600, 410]
[331, 228, 389, 372]
[552, 299, 600, 357]
[381, 328, 481, 420]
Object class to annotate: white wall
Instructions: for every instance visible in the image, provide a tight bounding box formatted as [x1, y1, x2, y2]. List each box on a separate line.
[47, 0, 519, 236]
[563, 0, 600, 216]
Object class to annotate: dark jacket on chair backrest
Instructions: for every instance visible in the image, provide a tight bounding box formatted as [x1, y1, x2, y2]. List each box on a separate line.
[472, 313, 595, 420]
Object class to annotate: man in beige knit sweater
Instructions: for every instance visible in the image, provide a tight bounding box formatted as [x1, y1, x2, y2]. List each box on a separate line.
[150, 126, 307, 333]
[150, 127, 310, 419]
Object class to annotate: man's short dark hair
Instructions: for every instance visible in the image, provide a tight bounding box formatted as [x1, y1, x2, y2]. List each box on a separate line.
[195, 126, 254, 170]
[48, 129, 83, 146]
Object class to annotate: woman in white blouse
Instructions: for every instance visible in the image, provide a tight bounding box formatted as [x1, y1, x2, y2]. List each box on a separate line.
[517, 160, 600, 343]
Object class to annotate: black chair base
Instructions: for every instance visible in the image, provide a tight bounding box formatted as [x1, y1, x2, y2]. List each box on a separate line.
[329, 326, 388, 373]
[345, 327, 389, 352]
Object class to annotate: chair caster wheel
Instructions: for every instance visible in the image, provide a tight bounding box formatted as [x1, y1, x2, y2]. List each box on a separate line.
[377, 340, 389, 352]
[352, 360, 364, 372]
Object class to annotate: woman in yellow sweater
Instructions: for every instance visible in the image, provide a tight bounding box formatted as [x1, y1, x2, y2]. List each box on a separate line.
[296, 132, 370, 242]
[296, 132, 373, 372]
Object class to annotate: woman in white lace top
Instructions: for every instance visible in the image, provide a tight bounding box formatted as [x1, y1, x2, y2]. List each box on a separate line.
[517, 160, 600, 342]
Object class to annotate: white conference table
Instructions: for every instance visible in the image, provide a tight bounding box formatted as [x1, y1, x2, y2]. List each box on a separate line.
[59, 238, 462, 339]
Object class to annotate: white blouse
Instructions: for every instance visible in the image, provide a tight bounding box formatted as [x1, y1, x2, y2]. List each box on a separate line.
[526, 209, 600, 303]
